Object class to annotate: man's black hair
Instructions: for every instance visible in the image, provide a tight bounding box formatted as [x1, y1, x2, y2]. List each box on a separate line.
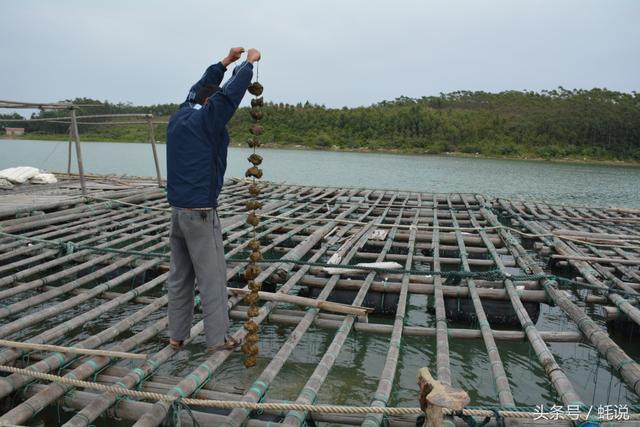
[194, 84, 220, 105]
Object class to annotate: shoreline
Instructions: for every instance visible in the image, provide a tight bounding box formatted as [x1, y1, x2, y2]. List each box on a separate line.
[2, 135, 639, 167]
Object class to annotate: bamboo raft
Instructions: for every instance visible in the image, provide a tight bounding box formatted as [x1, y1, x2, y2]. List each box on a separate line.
[0, 175, 639, 426]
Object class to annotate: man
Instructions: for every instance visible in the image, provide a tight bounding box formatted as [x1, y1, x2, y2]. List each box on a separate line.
[166, 47, 261, 352]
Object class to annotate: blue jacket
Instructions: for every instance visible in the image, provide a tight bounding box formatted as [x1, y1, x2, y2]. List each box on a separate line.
[166, 61, 253, 208]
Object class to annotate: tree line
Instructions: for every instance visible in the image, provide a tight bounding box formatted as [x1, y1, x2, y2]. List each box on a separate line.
[1, 88, 639, 161]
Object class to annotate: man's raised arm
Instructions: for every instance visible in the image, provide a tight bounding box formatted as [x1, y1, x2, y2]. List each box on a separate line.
[182, 47, 245, 105]
[206, 48, 261, 127]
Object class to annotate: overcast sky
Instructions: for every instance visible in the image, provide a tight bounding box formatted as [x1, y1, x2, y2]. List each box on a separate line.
[1, 0, 638, 110]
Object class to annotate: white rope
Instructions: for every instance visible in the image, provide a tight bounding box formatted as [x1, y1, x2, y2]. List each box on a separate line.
[0, 364, 634, 421]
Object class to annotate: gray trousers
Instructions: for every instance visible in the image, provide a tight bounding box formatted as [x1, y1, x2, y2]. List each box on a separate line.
[168, 207, 229, 347]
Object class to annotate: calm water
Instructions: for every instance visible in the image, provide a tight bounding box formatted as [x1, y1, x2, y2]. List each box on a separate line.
[2, 139, 640, 423]
[1, 139, 639, 207]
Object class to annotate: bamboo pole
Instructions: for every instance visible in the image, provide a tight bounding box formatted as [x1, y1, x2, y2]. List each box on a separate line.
[317, 250, 509, 267]
[449, 199, 515, 408]
[128, 195, 367, 427]
[24, 384, 229, 426]
[278, 194, 403, 427]
[271, 225, 503, 247]
[0, 196, 168, 255]
[0, 339, 147, 360]
[0, 237, 165, 318]
[0, 219, 164, 290]
[19, 364, 245, 398]
[550, 254, 640, 266]
[363, 203, 420, 427]
[87, 277, 573, 306]
[0, 269, 168, 367]
[0, 217, 162, 283]
[0, 216, 168, 294]
[0, 194, 169, 250]
[501, 199, 640, 225]
[69, 108, 87, 196]
[0, 302, 174, 424]
[560, 227, 640, 296]
[1, 188, 166, 233]
[300, 276, 618, 303]
[223, 189, 363, 294]
[229, 309, 583, 342]
[526, 221, 640, 327]
[227, 288, 372, 316]
[551, 229, 640, 242]
[0, 190, 166, 238]
[2, 179, 637, 425]
[67, 125, 73, 173]
[432, 201, 452, 386]
[0, 256, 165, 340]
[60, 312, 209, 427]
[607, 207, 640, 215]
[146, 115, 163, 187]
[0, 273, 168, 402]
[363, 239, 508, 255]
[480, 206, 640, 397]
[469, 208, 584, 407]
[224, 197, 394, 427]
[611, 248, 640, 281]
[63, 205, 365, 427]
[0, 203, 147, 260]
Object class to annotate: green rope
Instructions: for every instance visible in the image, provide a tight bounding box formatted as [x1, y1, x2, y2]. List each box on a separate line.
[164, 397, 201, 427]
[2, 230, 639, 299]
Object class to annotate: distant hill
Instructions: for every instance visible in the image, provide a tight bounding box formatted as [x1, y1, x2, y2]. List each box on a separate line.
[2, 88, 639, 161]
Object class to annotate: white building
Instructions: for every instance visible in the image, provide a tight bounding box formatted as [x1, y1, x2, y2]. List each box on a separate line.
[5, 127, 25, 136]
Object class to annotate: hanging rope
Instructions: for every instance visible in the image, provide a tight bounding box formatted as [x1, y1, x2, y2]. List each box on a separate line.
[242, 64, 266, 368]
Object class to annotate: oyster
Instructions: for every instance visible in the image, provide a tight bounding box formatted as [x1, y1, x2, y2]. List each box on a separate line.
[248, 153, 263, 166]
[244, 320, 259, 333]
[244, 333, 259, 344]
[247, 82, 264, 96]
[246, 200, 263, 210]
[246, 212, 260, 227]
[249, 124, 264, 135]
[248, 280, 262, 292]
[245, 166, 263, 179]
[248, 239, 261, 251]
[249, 250, 263, 262]
[248, 184, 261, 196]
[243, 355, 257, 368]
[244, 264, 261, 280]
[244, 292, 260, 305]
[243, 342, 259, 354]
[251, 97, 264, 108]
[250, 108, 264, 121]
[247, 138, 261, 149]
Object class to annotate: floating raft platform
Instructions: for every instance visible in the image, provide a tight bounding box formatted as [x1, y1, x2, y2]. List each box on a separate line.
[0, 174, 639, 426]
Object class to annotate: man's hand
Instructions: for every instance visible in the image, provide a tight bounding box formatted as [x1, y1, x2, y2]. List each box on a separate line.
[247, 48, 261, 64]
[222, 47, 245, 67]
